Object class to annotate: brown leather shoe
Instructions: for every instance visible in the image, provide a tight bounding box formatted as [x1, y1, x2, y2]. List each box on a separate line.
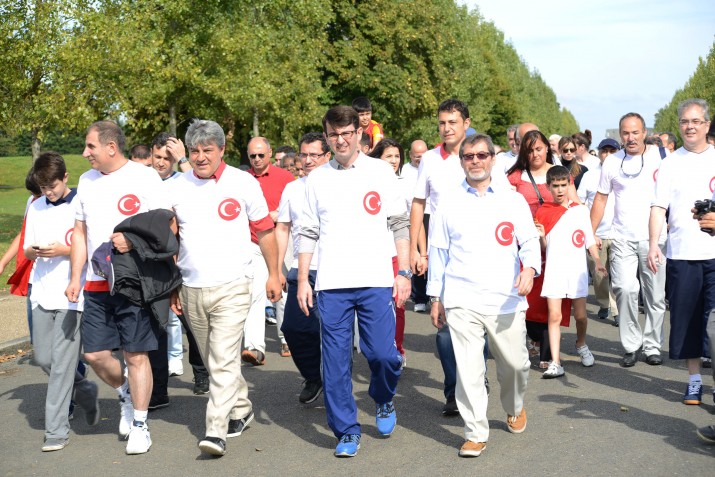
[507, 408, 527, 434]
[459, 440, 486, 457]
[241, 349, 265, 366]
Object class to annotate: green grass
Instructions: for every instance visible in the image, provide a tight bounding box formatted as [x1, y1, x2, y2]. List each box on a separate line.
[0, 155, 90, 290]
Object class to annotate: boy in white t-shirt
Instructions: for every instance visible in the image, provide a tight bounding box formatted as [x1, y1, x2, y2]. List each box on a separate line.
[23, 152, 98, 452]
[536, 166, 606, 379]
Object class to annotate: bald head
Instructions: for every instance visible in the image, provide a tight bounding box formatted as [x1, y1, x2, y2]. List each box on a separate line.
[409, 140, 428, 168]
[515, 123, 539, 148]
[247, 136, 273, 175]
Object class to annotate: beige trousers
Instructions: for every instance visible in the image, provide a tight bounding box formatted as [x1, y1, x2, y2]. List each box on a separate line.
[587, 238, 618, 316]
[180, 277, 253, 439]
[447, 307, 530, 443]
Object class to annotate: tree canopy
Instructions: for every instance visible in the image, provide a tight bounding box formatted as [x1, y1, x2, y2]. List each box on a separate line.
[1, 0, 578, 160]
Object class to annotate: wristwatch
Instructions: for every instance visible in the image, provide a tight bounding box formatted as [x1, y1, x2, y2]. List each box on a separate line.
[429, 296, 441, 304]
[178, 156, 189, 165]
[398, 269, 413, 279]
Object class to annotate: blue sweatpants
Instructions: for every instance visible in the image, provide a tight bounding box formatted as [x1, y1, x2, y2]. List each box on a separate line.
[317, 287, 402, 438]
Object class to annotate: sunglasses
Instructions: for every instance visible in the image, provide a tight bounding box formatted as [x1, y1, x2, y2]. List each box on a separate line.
[462, 152, 492, 161]
[249, 153, 266, 159]
[561, 148, 576, 153]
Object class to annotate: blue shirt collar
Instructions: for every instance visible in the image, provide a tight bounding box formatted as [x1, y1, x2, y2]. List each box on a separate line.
[462, 179, 495, 197]
[46, 188, 76, 206]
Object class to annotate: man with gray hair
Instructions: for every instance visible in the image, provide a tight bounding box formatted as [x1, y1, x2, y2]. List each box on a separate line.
[549, 134, 562, 163]
[428, 133, 540, 457]
[648, 98, 715, 406]
[169, 119, 282, 456]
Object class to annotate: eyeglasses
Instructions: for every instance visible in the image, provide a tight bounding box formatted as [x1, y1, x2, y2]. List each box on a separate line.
[461, 152, 493, 161]
[620, 154, 644, 178]
[561, 148, 576, 153]
[326, 130, 357, 142]
[679, 118, 708, 127]
[249, 153, 266, 159]
[298, 152, 326, 160]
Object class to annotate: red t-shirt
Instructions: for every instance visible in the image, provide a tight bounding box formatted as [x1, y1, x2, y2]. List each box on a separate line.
[247, 164, 294, 243]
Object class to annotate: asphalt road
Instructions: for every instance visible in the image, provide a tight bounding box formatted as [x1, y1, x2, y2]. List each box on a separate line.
[0, 300, 713, 476]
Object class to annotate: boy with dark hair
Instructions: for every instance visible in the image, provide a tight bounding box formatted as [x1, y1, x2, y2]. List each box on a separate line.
[352, 96, 384, 150]
[23, 152, 99, 451]
[359, 132, 371, 154]
[535, 165, 606, 379]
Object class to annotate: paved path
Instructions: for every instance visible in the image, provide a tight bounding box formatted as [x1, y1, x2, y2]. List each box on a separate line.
[0, 300, 713, 476]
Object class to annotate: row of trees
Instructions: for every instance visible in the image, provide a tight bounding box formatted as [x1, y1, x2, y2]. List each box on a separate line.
[1, 0, 579, 161]
[654, 41, 715, 139]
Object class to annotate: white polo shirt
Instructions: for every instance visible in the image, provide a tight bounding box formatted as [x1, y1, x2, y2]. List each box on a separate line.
[577, 165, 614, 239]
[301, 153, 405, 290]
[494, 150, 517, 176]
[277, 177, 318, 270]
[598, 145, 666, 242]
[24, 191, 85, 311]
[168, 163, 272, 287]
[652, 145, 715, 260]
[427, 181, 541, 315]
[76, 160, 169, 289]
[413, 144, 464, 213]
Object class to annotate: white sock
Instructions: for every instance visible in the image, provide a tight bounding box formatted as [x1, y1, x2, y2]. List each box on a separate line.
[690, 374, 702, 384]
[115, 380, 130, 399]
[133, 409, 148, 425]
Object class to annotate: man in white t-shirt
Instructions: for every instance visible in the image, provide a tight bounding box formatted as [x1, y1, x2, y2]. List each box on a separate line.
[578, 138, 620, 324]
[428, 133, 540, 457]
[648, 98, 715, 406]
[276, 132, 331, 405]
[401, 140, 428, 311]
[66, 121, 171, 455]
[168, 120, 281, 457]
[297, 106, 410, 458]
[591, 113, 667, 367]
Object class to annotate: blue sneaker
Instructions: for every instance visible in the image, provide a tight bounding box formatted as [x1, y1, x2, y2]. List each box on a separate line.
[335, 434, 360, 457]
[376, 402, 396, 436]
[683, 381, 702, 405]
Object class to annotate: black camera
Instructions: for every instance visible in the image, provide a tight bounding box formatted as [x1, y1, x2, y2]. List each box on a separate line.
[693, 199, 715, 234]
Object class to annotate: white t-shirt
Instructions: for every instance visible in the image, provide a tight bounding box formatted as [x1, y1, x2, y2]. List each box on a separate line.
[598, 145, 666, 242]
[494, 150, 517, 176]
[24, 192, 85, 311]
[277, 177, 318, 270]
[399, 163, 419, 214]
[652, 145, 715, 260]
[577, 164, 615, 239]
[541, 205, 596, 299]
[75, 160, 170, 286]
[429, 184, 541, 315]
[579, 154, 600, 173]
[169, 165, 271, 287]
[301, 153, 405, 290]
[413, 145, 464, 213]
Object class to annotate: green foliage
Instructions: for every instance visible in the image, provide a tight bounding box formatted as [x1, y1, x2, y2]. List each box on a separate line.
[655, 41, 715, 141]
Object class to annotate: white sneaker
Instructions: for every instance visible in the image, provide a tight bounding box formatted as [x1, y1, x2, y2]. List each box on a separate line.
[413, 303, 426, 313]
[126, 422, 152, 455]
[119, 397, 134, 438]
[168, 360, 184, 377]
[576, 344, 595, 367]
[542, 361, 565, 379]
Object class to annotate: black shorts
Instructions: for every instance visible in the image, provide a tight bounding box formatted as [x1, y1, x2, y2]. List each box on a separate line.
[82, 291, 160, 353]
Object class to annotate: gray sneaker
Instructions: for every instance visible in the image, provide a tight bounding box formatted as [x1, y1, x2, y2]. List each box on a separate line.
[42, 437, 69, 452]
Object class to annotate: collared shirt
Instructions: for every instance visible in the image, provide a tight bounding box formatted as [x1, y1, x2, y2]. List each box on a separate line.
[193, 160, 227, 182]
[427, 180, 541, 315]
[46, 189, 77, 206]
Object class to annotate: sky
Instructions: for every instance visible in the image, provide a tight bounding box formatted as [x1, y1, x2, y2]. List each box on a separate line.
[462, 0, 715, 144]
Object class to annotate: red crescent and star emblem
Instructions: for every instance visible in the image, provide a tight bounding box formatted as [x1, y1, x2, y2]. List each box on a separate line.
[218, 198, 241, 221]
[117, 194, 141, 216]
[65, 228, 73, 246]
[572, 229, 585, 248]
[709, 176, 715, 193]
[363, 191, 382, 215]
[653, 169, 658, 182]
[494, 221, 515, 246]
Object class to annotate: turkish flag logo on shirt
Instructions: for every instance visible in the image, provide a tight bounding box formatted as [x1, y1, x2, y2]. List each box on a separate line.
[117, 194, 141, 216]
[653, 169, 658, 182]
[709, 176, 715, 193]
[572, 229, 585, 248]
[65, 228, 73, 246]
[363, 191, 382, 215]
[218, 198, 241, 221]
[495, 222, 515, 246]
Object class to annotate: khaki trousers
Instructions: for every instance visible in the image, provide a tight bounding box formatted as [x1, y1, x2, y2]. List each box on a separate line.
[588, 238, 618, 316]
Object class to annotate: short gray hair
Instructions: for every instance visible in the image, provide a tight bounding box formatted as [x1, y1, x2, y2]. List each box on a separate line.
[677, 98, 710, 122]
[185, 119, 226, 149]
[460, 133, 495, 158]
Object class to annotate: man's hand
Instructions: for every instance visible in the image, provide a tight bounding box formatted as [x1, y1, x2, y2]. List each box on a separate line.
[430, 302, 446, 329]
[170, 289, 183, 315]
[279, 272, 287, 292]
[34, 241, 70, 258]
[695, 210, 715, 236]
[594, 236, 602, 250]
[646, 245, 665, 273]
[410, 249, 426, 275]
[393, 275, 411, 307]
[166, 137, 187, 161]
[110, 233, 133, 253]
[595, 260, 608, 276]
[514, 267, 535, 296]
[266, 274, 282, 303]
[297, 278, 313, 316]
[65, 281, 81, 303]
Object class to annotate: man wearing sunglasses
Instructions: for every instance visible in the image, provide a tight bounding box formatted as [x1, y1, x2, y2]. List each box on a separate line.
[242, 137, 295, 366]
[590, 113, 668, 368]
